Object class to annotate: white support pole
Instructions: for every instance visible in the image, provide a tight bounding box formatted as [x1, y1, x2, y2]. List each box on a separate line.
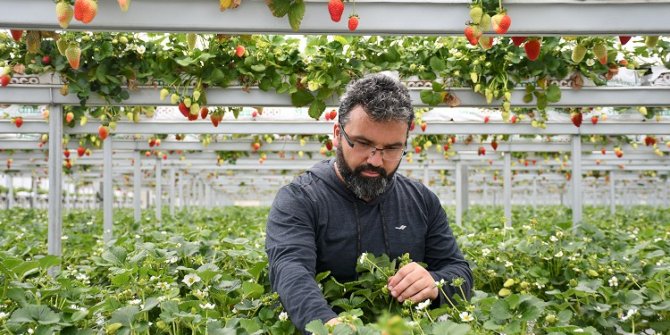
[103, 135, 113, 244]
[6, 174, 14, 209]
[205, 183, 212, 209]
[30, 176, 37, 209]
[133, 151, 141, 223]
[532, 175, 537, 211]
[571, 135, 583, 229]
[48, 104, 63, 275]
[503, 153, 512, 228]
[455, 161, 464, 227]
[64, 179, 70, 212]
[155, 158, 162, 223]
[169, 168, 176, 217]
[483, 180, 488, 206]
[422, 164, 429, 186]
[610, 171, 616, 215]
[178, 171, 184, 209]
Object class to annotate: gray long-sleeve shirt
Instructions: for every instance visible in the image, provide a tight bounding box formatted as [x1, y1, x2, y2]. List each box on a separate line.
[265, 159, 472, 332]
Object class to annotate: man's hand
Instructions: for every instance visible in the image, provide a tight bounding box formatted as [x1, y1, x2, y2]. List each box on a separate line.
[325, 318, 340, 327]
[387, 262, 438, 303]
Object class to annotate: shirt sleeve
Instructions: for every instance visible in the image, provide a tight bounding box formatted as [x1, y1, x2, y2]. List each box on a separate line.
[265, 184, 338, 333]
[422, 190, 474, 307]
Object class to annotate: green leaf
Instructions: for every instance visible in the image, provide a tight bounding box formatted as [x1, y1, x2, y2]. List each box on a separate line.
[315, 271, 331, 283]
[240, 281, 264, 299]
[291, 89, 315, 107]
[288, 0, 305, 32]
[266, 0, 291, 17]
[431, 321, 470, 335]
[431, 81, 444, 92]
[239, 318, 261, 333]
[490, 299, 512, 321]
[308, 100, 327, 120]
[546, 84, 562, 102]
[109, 306, 139, 327]
[251, 64, 266, 72]
[9, 305, 60, 325]
[429, 56, 446, 72]
[305, 320, 329, 335]
[420, 90, 442, 106]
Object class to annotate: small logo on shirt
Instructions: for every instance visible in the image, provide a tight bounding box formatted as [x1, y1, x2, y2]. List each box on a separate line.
[395, 225, 407, 230]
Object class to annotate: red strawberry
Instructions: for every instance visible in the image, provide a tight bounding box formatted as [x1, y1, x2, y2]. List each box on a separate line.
[149, 138, 156, 147]
[117, 0, 131, 12]
[0, 75, 10, 87]
[65, 43, 81, 69]
[464, 25, 481, 45]
[13, 116, 23, 128]
[510, 115, 518, 123]
[64, 149, 70, 158]
[443, 143, 450, 151]
[348, 15, 359, 31]
[601, 148, 606, 155]
[200, 107, 208, 119]
[252, 142, 261, 152]
[591, 115, 598, 125]
[524, 38, 541, 61]
[66, 112, 74, 123]
[329, 110, 337, 120]
[491, 140, 498, 151]
[492, 12, 511, 34]
[74, 0, 97, 24]
[252, 110, 258, 118]
[211, 114, 221, 127]
[9, 30, 22, 42]
[41, 55, 51, 65]
[327, 0, 344, 22]
[77, 146, 85, 157]
[414, 146, 422, 154]
[98, 125, 109, 140]
[56, 1, 74, 29]
[178, 102, 189, 118]
[420, 122, 427, 132]
[570, 112, 582, 128]
[593, 43, 607, 65]
[188, 112, 198, 121]
[511, 36, 526, 47]
[325, 139, 333, 151]
[235, 45, 245, 57]
[619, 36, 631, 45]
[145, 151, 151, 157]
[484, 115, 490, 123]
[478, 146, 486, 156]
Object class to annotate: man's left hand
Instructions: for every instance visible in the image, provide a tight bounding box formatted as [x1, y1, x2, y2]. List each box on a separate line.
[387, 262, 438, 303]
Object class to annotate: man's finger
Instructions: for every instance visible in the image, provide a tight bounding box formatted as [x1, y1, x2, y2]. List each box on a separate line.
[388, 262, 419, 287]
[409, 285, 437, 303]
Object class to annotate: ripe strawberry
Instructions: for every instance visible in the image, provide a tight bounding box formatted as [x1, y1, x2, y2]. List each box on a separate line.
[510, 115, 518, 123]
[464, 25, 481, 45]
[211, 114, 221, 127]
[64, 159, 72, 169]
[571, 44, 586, 63]
[591, 115, 598, 125]
[187, 112, 198, 121]
[252, 110, 258, 118]
[118, 0, 131, 12]
[98, 125, 109, 140]
[593, 43, 607, 65]
[511, 36, 526, 47]
[74, 0, 97, 24]
[65, 43, 81, 69]
[491, 140, 498, 151]
[149, 138, 156, 147]
[252, 142, 261, 152]
[0, 75, 10, 87]
[443, 143, 450, 151]
[66, 112, 74, 123]
[200, 107, 209, 119]
[619, 36, 631, 45]
[570, 112, 582, 128]
[13, 116, 23, 128]
[492, 12, 511, 34]
[329, 110, 337, 121]
[64, 149, 70, 158]
[348, 15, 359, 31]
[601, 148, 606, 155]
[41, 55, 51, 65]
[484, 115, 490, 123]
[9, 30, 23, 42]
[325, 139, 333, 151]
[478, 146, 486, 156]
[145, 151, 151, 157]
[178, 102, 189, 118]
[56, 1, 74, 29]
[420, 122, 427, 132]
[77, 146, 85, 157]
[414, 146, 421, 154]
[235, 45, 245, 57]
[327, 0, 344, 22]
[524, 38, 541, 61]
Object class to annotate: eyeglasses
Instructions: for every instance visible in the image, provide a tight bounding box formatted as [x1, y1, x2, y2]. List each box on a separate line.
[339, 123, 407, 162]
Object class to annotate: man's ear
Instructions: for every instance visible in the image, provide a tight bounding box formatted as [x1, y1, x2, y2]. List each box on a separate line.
[332, 123, 340, 147]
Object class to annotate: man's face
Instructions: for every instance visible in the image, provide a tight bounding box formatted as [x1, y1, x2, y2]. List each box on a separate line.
[334, 106, 408, 200]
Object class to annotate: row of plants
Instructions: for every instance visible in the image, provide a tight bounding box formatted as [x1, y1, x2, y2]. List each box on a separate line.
[0, 205, 668, 334]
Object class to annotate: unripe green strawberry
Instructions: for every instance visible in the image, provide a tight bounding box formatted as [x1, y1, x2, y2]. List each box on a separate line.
[469, 6, 483, 24]
[183, 97, 192, 108]
[186, 33, 197, 50]
[480, 14, 491, 32]
[170, 93, 180, 105]
[645, 36, 659, 48]
[571, 44, 586, 63]
[193, 90, 201, 101]
[56, 38, 68, 55]
[56, 1, 74, 29]
[592, 43, 607, 65]
[503, 278, 515, 288]
[65, 43, 81, 69]
[189, 103, 200, 116]
[26, 31, 41, 54]
[159, 88, 169, 101]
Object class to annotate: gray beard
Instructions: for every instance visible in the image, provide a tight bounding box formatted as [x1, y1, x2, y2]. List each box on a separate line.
[335, 146, 397, 200]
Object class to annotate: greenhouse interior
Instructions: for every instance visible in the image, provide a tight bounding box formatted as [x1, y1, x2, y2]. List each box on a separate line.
[0, 0, 669, 334]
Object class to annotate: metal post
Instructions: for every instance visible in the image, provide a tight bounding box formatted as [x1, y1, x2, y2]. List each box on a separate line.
[48, 104, 63, 275]
[205, 183, 212, 209]
[483, 179, 488, 206]
[532, 175, 537, 211]
[155, 158, 162, 223]
[455, 161, 464, 227]
[6, 174, 14, 209]
[30, 176, 37, 209]
[504, 153, 512, 228]
[169, 168, 175, 217]
[423, 164, 429, 186]
[103, 135, 113, 244]
[571, 135, 582, 228]
[178, 171, 184, 209]
[133, 151, 141, 223]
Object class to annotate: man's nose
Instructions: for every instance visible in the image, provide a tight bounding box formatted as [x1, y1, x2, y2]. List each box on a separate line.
[367, 149, 384, 167]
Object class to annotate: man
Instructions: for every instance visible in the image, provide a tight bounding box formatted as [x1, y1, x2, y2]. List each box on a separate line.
[265, 73, 472, 332]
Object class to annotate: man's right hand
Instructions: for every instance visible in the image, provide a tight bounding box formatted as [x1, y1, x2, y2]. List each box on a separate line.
[325, 318, 340, 327]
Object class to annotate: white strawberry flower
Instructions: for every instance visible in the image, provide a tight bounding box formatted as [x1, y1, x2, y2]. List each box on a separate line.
[415, 299, 431, 311]
[183, 273, 201, 287]
[199, 303, 215, 310]
[608, 276, 618, 287]
[459, 311, 474, 322]
[359, 252, 368, 265]
[279, 312, 289, 321]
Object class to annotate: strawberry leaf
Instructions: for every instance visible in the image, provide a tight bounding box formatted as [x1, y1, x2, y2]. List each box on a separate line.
[420, 90, 442, 106]
[266, 0, 291, 17]
[308, 99, 326, 120]
[546, 84, 561, 102]
[305, 320, 329, 335]
[429, 56, 445, 72]
[291, 89, 314, 107]
[288, 0, 305, 32]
